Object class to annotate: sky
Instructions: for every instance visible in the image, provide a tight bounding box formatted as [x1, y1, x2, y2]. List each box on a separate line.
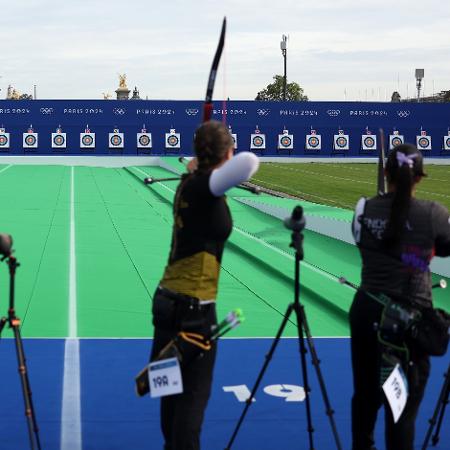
[1, 0, 449, 101]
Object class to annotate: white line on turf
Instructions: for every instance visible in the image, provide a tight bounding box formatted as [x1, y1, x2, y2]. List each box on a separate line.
[61, 167, 82, 450]
[0, 164, 12, 174]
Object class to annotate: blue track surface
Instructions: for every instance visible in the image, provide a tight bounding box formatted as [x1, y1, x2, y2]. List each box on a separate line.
[0, 338, 448, 449]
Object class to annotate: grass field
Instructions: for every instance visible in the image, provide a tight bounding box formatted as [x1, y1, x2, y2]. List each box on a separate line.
[252, 163, 450, 210]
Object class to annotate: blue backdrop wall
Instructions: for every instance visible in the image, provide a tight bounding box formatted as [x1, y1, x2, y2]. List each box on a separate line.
[0, 100, 449, 157]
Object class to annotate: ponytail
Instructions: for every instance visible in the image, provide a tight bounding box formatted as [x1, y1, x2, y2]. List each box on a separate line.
[383, 144, 425, 244]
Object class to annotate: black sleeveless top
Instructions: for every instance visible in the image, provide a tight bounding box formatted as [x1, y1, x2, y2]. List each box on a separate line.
[160, 171, 232, 300]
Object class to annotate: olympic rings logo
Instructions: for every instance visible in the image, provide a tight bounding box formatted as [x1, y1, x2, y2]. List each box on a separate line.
[327, 109, 341, 117]
[185, 108, 199, 116]
[40, 108, 54, 115]
[397, 110, 411, 118]
[256, 109, 270, 116]
[113, 108, 126, 115]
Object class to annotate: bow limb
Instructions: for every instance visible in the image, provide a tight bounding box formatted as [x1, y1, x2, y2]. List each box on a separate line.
[203, 17, 226, 122]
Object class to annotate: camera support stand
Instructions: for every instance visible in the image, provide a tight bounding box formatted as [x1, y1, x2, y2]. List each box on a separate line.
[225, 206, 342, 450]
[0, 255, 41, 450]
[422, 361, 449, 449]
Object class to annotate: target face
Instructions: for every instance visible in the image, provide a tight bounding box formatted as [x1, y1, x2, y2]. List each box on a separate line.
[167, 135, 179, 146]
[139, 135, 150, 146]
[23, 133, 38, 148]
[109, 133, 124, 148]
[363, 136, 375, 148]
[81, 133, 95, 148]
[418, 137, 430, 148]
[0, 134, 9, 147]
[111, 135, 122, 146]
[252, 136, 264, 147]
[416, 134, 431, 150]
[53, 135, 65, 146]
[280, 136, 292, 147]
[307, 136, 320, 148]
[82, 135, 94, 146]
[334, 134, 349, 150]
[26, 135, 36, 145]
[391, 137, 403, 147]
[231, 134, 237, 149]
[444, 136, 450, 150]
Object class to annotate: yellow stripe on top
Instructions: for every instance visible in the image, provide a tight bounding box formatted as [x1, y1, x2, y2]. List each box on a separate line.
[160, 251, 221, 301]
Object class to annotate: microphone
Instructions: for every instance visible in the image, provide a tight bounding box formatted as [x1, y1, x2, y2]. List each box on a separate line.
[284, 206, 305, 232]
[0, 234, 13, 257]
[144, 177, 153, 185]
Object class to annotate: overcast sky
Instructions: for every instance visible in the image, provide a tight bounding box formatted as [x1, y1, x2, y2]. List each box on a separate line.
[1, 0, 449, 101]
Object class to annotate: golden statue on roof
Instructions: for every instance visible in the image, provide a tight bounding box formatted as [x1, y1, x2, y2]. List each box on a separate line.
[118, 74, 127, 88]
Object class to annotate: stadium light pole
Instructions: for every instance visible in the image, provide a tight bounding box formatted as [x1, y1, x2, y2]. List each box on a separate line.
[280, 35, 287, 101]
[415, 68, 424, 103]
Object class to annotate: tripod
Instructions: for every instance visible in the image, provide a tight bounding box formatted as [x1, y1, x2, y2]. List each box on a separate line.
[225, 206, 342, 450]
[422, 362, 449, 449]
[0, 254, 42, 450]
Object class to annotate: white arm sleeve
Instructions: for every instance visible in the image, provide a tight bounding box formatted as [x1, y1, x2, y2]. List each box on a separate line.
[209, 152, 260, 197]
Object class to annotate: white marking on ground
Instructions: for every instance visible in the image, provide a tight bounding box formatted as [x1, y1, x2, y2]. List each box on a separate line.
[61, 167, 82, 450]
[0, 164, 12, 174]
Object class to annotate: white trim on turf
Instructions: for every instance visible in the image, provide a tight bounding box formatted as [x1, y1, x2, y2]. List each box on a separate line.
[61, 167, 82, 450]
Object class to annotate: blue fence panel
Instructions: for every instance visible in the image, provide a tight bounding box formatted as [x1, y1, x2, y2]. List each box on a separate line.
[0, 100, 449, 156]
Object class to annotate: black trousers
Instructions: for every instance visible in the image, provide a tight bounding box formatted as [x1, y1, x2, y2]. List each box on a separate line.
[349, 290, 430, 450]
[151, 289, 217, 450]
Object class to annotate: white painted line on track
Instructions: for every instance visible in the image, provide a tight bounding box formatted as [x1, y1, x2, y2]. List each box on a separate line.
[61, 167, 82, 450]
[0, 164, 12, 174]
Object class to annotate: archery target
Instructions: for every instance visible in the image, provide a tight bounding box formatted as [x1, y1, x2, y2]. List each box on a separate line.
[416, 135, 431, 150]
[361, 134, 377, 151]
[389, 134, 404, 150]
[278, 133, 293, 150]
[80, 133, 96, 149]
[250, 133, 266, 150]
[109, 132, 124, 149]
[165, 132, 181, 149]
[231, 133, 237, 149]
[443, 136, 450, 151]
[137, 132, 152, 149]
[333, 134, 350, 150]
[305, 134, 321, 150]
[52, 132, 67, 149]
[23, 132, 38, 149]
[0, 132, 10, 149]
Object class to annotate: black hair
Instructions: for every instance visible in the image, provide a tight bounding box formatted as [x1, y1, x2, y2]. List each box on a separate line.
[383, 144, 425, 244]
[194, 121, 234, 171]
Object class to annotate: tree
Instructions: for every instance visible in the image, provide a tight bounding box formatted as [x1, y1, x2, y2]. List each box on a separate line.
[255, 75, 308, 101]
